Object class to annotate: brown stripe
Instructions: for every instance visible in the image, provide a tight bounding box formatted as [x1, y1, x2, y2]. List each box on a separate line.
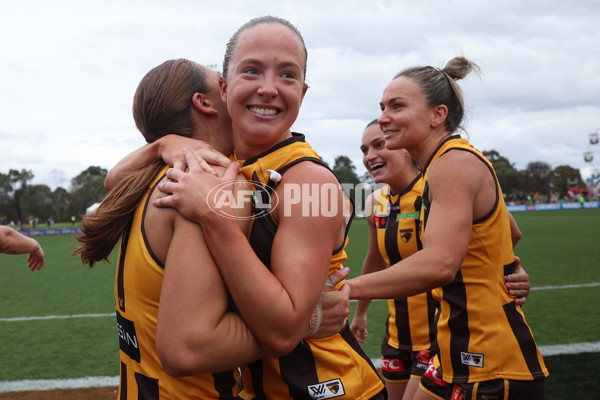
[443, 269, 471, 382]
[503, 302, 547, 379]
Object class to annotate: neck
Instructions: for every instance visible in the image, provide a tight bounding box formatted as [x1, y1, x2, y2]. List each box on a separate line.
[388, 169, 420, 195]
[411, 129, 450, 169]
[233, 129, 293, 160]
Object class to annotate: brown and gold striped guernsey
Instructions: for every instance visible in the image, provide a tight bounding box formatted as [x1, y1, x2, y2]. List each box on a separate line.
[115, 166, 241, 399]
[420, 136, 548, 383]
[233, 133, 386, 400]
[373, 180, 438, 353]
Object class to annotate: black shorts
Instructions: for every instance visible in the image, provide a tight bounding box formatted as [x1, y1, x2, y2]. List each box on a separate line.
[420, 361, 545, 400]
[380, 341, 431, 382]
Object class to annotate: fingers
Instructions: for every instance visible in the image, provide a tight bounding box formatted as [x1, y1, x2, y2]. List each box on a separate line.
[194, 148, 232, 169]
[173, 157, 186, 172]
[223, 161, 241, 181]
[323, 267, 350, 292]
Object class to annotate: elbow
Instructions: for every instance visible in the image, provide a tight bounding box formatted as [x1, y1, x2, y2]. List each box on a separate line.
[159, 352, 192, 378]
[437, 257, 462, 287]
[156, 337, 193, 377]
[512, 230, 522, 246]
[156, 332, 213, 377]
[258, 333, 301, 357]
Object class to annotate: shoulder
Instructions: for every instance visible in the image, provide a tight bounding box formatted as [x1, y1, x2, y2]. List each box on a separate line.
[280, 159, 338, 185]
[430, 148, 489, 183]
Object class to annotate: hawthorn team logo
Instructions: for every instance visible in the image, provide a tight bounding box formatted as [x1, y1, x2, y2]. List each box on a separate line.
[460, 351, 484, 368]
[307, 378, 345, 399]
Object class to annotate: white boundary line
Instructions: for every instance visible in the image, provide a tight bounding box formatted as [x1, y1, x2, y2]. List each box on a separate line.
[1, 342, 599, 393]
[1, 283, 598, 392]
[531, 282, 600, 291]
[1, 283, 597, 323]
[0, 313, 113, 322]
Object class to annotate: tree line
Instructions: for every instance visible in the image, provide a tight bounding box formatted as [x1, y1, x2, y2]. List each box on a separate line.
[0, 149, 587, 225]
[332, 149, 587, 206]
[1, 166, 108, 225]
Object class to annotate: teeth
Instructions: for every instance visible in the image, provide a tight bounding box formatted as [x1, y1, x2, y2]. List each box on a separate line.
[249, 106, 278, 116]
[370, 162, 384, 171]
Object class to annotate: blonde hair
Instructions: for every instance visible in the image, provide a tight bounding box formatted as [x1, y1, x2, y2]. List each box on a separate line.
[394, 56, 480, 134]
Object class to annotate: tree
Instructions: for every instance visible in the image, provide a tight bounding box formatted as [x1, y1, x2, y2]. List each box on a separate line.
[1, 169, 35, 223]
[521, 161, 552, 195]
[483, 150, 519, 194]
[67, 166, 109, 218]
[20, 184, 54, 223]
[332, 155, 360, 198]
[50, 187, 72, 222]
[550, 165, 584, 199]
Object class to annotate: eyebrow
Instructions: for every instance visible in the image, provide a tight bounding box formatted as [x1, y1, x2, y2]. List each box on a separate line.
[380, 96, 407, 108]
[240, 57, 302, 71]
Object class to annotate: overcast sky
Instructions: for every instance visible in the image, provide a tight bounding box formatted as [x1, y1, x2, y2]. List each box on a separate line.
[1, 0, 599, 190]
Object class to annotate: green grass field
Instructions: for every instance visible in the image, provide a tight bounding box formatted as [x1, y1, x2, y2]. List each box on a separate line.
[1, 209, 599, 398]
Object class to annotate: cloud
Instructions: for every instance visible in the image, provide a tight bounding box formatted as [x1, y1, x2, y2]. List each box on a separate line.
[1, 0, 599, 190]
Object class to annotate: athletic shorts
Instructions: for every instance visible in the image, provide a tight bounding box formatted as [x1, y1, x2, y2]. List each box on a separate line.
[380, 341, 431, 382]
[419, 358, 545, 399]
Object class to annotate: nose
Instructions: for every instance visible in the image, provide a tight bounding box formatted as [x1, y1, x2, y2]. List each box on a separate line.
[378, 110, 390, 128]
[257, 71, 278, 98]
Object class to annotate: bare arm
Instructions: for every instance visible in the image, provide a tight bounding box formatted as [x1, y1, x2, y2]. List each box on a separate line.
[508, 211, 522, 247]
[155, 153, 346, 355]
[503, 210, 530, 305]
[155, 201, 261, 376]
[348, 152, 482, 300]
[105, 135, 231, 190]
[0, 226, 45, 270]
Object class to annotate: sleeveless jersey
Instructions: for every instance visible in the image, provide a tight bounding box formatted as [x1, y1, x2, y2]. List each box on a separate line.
[419, 136, 548, 383]
[115, 166, 241, 399]
[233, 133, 385, 400]
[372, 179, 437, 352]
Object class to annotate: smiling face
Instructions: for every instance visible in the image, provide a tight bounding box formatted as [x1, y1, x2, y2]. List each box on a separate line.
[360, 122, 419, 194]
[378, 76, 434, 154]
[220, 22, 308, 158]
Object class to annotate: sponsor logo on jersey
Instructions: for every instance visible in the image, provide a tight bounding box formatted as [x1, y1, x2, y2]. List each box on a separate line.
[373, 214, 389, 230]
[116, 311, 140, 362]
[307, 378, 345, 399]
[451, 384, 466, 400]
[397, 211, 420, 220]
[382, 356, 405, 372]
[416, 349, 431, 363]
[424, 358, 445, 387]
[460, 352, 484, 368]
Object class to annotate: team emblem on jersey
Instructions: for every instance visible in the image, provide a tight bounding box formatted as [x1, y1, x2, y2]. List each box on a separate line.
[460, 352, 484, 368]
[399, 228, 413, 243]
[307, 378, 345, 399]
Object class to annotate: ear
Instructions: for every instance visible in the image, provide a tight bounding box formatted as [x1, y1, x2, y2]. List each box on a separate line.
[299, 83, 308, 103]
[430, 104, 448, 128]
[192, 93, 218, 116]
[218, 74, 227, 103]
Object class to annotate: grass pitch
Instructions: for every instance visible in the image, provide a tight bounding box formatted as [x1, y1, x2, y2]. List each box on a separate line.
[0, 209, 598, 398]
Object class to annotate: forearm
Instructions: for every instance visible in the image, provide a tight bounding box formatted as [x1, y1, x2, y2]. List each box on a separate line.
[105, 141, 161, 190]
[349, 250, 455, 300]
[0, 230, 40, 255]
[203, 220, 315, 355]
